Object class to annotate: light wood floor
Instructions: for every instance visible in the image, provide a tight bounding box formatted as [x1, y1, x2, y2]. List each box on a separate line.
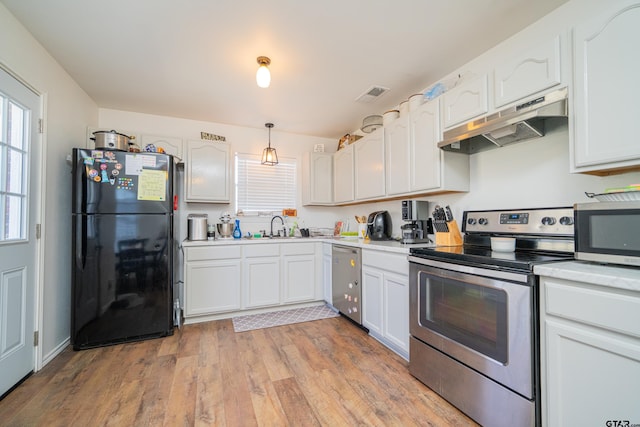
[0, 316, 477, 426]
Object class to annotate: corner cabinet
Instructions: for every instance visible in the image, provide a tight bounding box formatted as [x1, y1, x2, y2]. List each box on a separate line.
[572, 1, 640, 174]
[385, 99, 469, 197]
[362, 249, 410, 360]
[184, 140, 231, 203]
[409, 100, 469, 193]
[333, 144, 355, 204]
[302, 152, 333, 205]
[539, 267, 640, 425]
[354, 129, 386, 200]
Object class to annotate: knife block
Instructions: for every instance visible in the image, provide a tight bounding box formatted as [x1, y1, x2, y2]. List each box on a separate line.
[435, 220, 463, 246]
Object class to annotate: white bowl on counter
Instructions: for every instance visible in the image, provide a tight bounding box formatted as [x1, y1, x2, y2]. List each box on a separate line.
[490, 237, 516, 252]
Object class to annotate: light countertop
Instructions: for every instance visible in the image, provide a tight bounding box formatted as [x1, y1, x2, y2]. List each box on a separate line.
[181, 236, 435, 254]
[535, 261, 640, 292]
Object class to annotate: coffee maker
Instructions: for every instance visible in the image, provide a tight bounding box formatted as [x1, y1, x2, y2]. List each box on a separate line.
[400, 200, 432, 244]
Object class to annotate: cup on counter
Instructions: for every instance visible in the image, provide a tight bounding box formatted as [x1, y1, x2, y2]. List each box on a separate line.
[358, 223, 367, 240]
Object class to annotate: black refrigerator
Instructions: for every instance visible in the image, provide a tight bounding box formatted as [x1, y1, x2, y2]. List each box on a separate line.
[71, 148, 175, 350]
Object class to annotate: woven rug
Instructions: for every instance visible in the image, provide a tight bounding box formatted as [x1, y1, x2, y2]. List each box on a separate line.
[232, 304, 339, 332]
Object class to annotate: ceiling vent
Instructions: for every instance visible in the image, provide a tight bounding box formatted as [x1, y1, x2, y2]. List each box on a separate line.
[355, 85, 389, 103]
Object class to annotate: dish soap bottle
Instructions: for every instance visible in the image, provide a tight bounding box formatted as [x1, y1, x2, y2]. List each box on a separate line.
[233, 219, 242, 239]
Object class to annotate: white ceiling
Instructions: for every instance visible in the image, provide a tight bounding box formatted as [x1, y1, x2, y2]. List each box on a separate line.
[2, 0, 569, 139]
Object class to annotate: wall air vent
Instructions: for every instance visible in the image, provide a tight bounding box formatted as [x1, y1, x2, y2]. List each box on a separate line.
[355, 85, 390, 103]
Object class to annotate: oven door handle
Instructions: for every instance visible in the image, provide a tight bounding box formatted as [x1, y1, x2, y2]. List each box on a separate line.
[408, 255, 529, 284]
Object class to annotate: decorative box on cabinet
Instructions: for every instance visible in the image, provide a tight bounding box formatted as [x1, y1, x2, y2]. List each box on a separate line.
[302, 152, 333, 205]
[333, 144, 354, 203]
[184, 140, 230, 202]
[493, 35, 562, 108]
[354, 129, 385, 200]
[442, 74, 488, 129]
[362, 249, 410, 359]
[572, 1, 640, 174]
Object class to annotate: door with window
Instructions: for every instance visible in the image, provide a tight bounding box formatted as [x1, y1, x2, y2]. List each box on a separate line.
[0, 67, 40, 397]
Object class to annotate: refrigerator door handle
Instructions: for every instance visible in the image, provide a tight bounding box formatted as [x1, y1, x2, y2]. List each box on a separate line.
[76, 215, 87, 269]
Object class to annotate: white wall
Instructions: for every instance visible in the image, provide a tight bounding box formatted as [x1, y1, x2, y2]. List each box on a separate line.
[98, 109, 338, 239]
[0, 4, 99, 364]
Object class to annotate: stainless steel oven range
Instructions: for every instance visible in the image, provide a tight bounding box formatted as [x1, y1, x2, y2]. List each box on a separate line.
[408, 207, 575, 427]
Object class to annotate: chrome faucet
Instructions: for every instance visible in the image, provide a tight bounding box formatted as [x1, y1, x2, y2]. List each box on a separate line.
[270, 215, 285, 237]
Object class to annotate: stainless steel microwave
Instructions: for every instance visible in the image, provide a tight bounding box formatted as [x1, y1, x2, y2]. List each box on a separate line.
[574, 201, 640, 267]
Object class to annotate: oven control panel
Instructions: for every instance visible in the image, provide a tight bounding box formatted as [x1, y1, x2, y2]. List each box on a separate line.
[500, 212, 529, 224]
[463, 207, 574, 236]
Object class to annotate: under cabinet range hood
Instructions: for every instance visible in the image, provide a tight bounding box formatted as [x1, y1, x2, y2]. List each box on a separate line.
[438, 87, 568, 154]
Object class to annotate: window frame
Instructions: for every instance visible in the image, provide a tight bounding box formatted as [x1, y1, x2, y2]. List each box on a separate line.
[234, 152, 297, 216]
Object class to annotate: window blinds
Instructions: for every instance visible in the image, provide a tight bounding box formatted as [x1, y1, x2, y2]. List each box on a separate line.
[235, 153, 296, 214]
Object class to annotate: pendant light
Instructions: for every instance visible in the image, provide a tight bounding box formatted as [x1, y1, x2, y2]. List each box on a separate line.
[261, 123, 278, 165]
[256, 56, 271, 88]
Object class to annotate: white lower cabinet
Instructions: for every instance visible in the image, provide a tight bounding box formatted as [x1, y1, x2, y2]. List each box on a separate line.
[282, 243, 319, 303]
[243, 244, 280, 308]
[183, 242, 321, 323]
[362, 249, 409, 359]
[539, 273, 640, 425]
[362, 267, 383, 335]
[184, 246, 242, 317]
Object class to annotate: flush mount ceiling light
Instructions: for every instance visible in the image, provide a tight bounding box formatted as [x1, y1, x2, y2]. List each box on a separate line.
[261, 122, 278, 165]
[256, 56, 271, 88]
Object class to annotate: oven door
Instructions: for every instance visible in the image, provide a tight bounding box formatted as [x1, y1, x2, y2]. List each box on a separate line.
[409, 256, 534, 399]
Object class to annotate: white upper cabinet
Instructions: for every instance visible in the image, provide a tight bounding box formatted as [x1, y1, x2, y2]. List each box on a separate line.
[385, 99, 469, 196]
[184, 140, 230, 203]
[333, 144, 354, 203]
[572, 1, 640, 174]
[442, 74, 488, 128]
[384, 116, 411, 195]
[354, 129, 386, 200]
[494, 35, 562, 108]
[409, 100, 443, 192]
[140, 134, 183, 159]
[302, 152, 333, 205]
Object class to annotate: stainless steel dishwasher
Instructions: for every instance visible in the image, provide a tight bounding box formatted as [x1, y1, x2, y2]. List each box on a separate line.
[332, 245, 362, 324]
